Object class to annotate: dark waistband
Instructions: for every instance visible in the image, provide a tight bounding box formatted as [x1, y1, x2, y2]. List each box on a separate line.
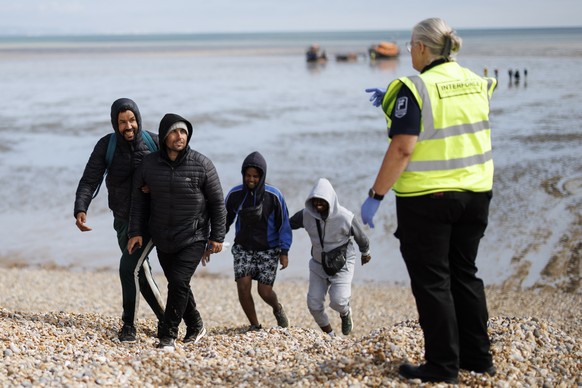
[427, 190, 492, 199]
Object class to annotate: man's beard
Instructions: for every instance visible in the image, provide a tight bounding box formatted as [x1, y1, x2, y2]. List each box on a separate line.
[123, 128, 136, 140]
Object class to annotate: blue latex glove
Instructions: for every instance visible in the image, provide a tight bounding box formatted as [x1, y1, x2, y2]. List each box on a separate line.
[361, 197, 381, 228]
[365, 88, 386, 107]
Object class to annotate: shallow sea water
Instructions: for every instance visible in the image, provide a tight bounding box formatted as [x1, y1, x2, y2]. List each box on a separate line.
[0, 28, 581, 287]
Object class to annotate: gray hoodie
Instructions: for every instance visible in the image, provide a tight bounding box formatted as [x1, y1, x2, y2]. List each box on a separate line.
[290, 178, 370, 263]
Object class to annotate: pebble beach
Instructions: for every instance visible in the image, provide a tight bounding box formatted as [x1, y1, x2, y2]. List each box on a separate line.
[1, 26, 581, 388]
[1, 266, 580, 387]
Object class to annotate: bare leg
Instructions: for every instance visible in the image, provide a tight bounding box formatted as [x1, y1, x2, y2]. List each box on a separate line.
[257, 283, 280, 311]
[237, 276, 259, 326]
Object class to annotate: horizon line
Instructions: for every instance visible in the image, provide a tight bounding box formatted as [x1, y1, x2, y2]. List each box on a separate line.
[1, 25, 581, 39]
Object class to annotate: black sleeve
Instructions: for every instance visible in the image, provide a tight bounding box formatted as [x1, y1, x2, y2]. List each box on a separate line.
[387, 84, 421, 138]
[73, 135, 109, 217]
[224, 191, 238, 235]
[128, 161, 148, 237]
[202, 157, 227, 242]
[289, 209, 304, 230]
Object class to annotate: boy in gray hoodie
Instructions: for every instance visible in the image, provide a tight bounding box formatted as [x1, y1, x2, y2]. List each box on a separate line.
[290, 178, 371, 336]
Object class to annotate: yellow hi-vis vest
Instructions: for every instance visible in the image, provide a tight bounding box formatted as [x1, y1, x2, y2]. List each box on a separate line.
[382, 61, 497, 197]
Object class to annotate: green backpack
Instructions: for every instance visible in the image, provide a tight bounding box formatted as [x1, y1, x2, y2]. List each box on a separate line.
[92, 131, 158, 198]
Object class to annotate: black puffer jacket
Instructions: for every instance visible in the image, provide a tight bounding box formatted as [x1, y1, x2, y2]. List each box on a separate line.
[128, 113, 227, 253]
[74, 98, 159, 222]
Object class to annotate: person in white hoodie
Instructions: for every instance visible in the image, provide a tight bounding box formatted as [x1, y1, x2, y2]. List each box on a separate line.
[290, 178, 371, 336]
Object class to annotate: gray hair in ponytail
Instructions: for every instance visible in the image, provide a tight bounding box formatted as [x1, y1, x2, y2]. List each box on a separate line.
[412, 17, 462, 61]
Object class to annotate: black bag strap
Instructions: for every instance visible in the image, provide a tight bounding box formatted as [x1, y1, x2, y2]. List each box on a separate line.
[315, 219, 325, 250]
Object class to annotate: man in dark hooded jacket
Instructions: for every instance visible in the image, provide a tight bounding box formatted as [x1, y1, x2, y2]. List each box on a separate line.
[225, 151, 292, 331]
[74, 98, 165, 343]
[128, 113, 226, 350]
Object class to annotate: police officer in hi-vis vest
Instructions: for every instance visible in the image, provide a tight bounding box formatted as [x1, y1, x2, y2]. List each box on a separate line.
[362, 18, 497, 384]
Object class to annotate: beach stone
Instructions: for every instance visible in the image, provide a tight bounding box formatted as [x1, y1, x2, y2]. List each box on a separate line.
[0, 268, 580, 386]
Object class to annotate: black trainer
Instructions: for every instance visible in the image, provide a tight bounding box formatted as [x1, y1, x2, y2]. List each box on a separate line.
[184, 326, 207, 344]
[118, 324, 136, 343]
[274, 304, 289, 328]
[157, 336, 175, 351]
[341, 308, 353, 335]
[460, 363, 497, 376]
[399, 363, 458, 384]
[248, 324, 262, 332]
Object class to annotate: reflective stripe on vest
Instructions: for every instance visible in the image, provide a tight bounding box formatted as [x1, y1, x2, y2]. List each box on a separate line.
[383, 62, 497, 196]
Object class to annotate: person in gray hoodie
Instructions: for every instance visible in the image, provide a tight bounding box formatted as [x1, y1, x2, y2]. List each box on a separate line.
[290, 178, 371, 336]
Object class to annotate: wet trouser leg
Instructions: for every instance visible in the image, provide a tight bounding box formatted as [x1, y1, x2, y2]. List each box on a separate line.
[307, 258, 331, 328]
[157, 242, 204, 338]
[307, 256, 355, 328]
[328, 255, 355, 316]
[395, 191, 492, 377]
[114, 218, 165, 326]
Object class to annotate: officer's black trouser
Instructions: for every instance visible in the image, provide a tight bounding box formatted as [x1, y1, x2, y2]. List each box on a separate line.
[395, 191, 493, 377]
[157, 241, 204, 338]
[114, 218, 165, 326]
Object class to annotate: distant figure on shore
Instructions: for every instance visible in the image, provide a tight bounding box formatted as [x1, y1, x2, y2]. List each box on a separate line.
[494, 68, 499, 80]
[74, 98, 165, 344]
[225, 151, 292, 331]
[524, 68, 528, 79]
[289, 178, 371, 337]
[362, 17, 497, 384]
[508, 68, 513, 82]
[514, 69, 520, 85]
[483, 66, 488, 76]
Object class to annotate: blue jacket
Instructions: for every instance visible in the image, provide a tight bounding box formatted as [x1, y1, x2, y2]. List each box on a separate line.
[225, 151, 292, 254]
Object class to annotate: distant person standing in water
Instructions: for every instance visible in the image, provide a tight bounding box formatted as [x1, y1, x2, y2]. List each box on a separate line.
[74, 98, 165, 344]
[514, 69, 520, 84]
[363, 17, 497, 384]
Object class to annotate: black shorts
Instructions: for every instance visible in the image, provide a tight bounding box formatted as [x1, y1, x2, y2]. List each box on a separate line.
[232, 243, 280, 286]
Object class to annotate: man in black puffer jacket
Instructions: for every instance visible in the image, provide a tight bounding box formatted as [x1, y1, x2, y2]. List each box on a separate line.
[74, 98, 165, 343]
[128, 113, 226, 350]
